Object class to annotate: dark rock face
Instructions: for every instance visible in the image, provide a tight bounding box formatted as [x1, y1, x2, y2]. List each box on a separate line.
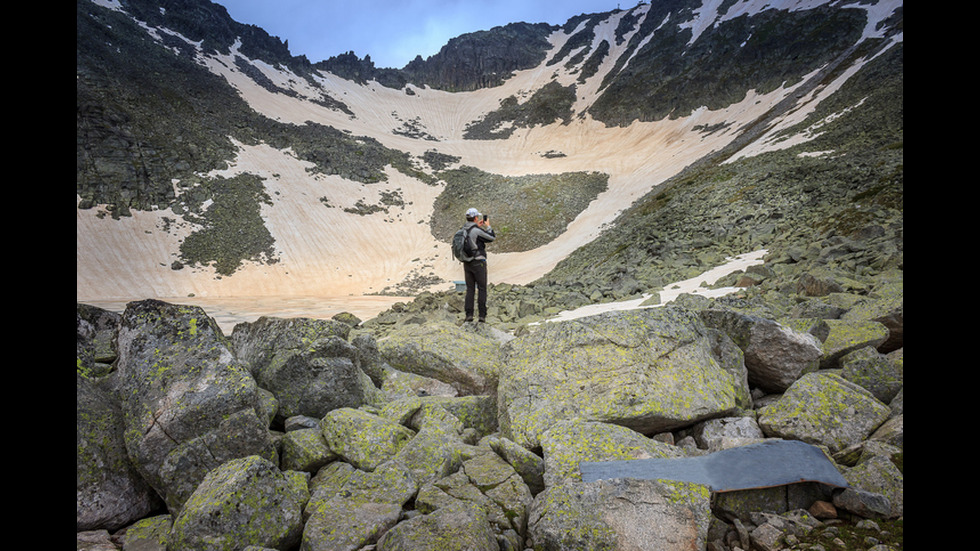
[231, 316, 378, 423]
[112, 299, 277, 512]
[76, 373, 163, 531]
[402, 22, 557, 91]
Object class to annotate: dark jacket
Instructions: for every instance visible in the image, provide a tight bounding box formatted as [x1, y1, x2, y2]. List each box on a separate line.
[464, 221, 495, 261]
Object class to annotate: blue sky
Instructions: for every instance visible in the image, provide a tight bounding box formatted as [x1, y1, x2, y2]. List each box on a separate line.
[215, 0, 622, 69]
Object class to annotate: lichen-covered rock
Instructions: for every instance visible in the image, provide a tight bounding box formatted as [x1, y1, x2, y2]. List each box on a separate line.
[462, 450, 534, 534]
[119, 514, 172, 551]
[378, 322, 503, 395]
[869, 414, 903, 449]
[758, 372, 891, 453]
[232, 317, 352, 376]
[484, 436, 545, 495]
[843, 445, 904, 518]
[231, 316, 378, 422]
[304, 499, 402, 551]
[538, 420, 685, 487]
[841, 273, 903, 352]
[840, 346, 903, 403]
[376, 501, 499, 551]
[320, 408, 416, 471]
[306, 462, 418, 517]
[819, 319, 889, 368]
[280, 428, 337, 473]
[416, 446, 533, 539]
[384, 411, 467, 486]
[302, 462, 417, 551]
[114, 299, 276, 512]
[498, 308, 752, 449]
[381, 395, 498, 439]
[77, 376, 161, 531]
[169, 456, 307, 551]
[527, 478, 711, 551]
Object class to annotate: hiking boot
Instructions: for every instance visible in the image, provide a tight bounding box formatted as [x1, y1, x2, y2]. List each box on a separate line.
[478, 317, 486, 323]
[464, 316, 474, 322]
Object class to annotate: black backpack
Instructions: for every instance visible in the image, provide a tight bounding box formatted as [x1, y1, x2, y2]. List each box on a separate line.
[451, 225, 476, 262]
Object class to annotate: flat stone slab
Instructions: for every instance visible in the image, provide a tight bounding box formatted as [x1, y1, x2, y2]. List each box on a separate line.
[580, 439, 848, 493]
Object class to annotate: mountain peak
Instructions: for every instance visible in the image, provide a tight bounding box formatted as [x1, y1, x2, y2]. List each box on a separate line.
[77, 0, 902, 315]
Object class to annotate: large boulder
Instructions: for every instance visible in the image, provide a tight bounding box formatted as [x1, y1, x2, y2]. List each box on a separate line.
[231, 316, 378, 422]
[376, 501, 499, 551]
[378, 322, 503, 395]
[538, 420, 685, 488]
[839, 346, 903, 404]
[320, 407, 416, 471]
[76, 374, 162, 531]
[819, 319, 889, 368]
[701, 309, 823, 392]
[232, 317, 352, 374]
[498, 308, 752, 449]
[758, 371, 891, 453]
[113, 300, 277, 513]
[169, 455, 307, 551]
[527, 478, 712, 551]
[302, 461, 418, 551]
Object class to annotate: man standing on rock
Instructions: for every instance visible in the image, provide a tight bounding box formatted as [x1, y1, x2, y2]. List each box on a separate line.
[462, 207, 495, 323]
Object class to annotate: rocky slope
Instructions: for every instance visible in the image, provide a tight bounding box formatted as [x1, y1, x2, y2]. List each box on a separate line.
[77, 0, 902, 307]
[77, 270, 903, 549]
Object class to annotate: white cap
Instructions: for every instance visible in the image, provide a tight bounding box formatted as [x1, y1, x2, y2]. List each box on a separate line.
[466, 207, 481, 218]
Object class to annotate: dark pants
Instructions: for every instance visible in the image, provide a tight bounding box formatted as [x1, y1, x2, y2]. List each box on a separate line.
[463, 260, 488, 319]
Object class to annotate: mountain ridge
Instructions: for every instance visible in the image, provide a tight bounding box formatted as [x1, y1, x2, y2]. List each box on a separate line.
[76, 0, 902, 325]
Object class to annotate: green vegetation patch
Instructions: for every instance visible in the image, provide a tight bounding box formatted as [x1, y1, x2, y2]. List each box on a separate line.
[430, 166, 608, 252]
[178, 173, 278, 276]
